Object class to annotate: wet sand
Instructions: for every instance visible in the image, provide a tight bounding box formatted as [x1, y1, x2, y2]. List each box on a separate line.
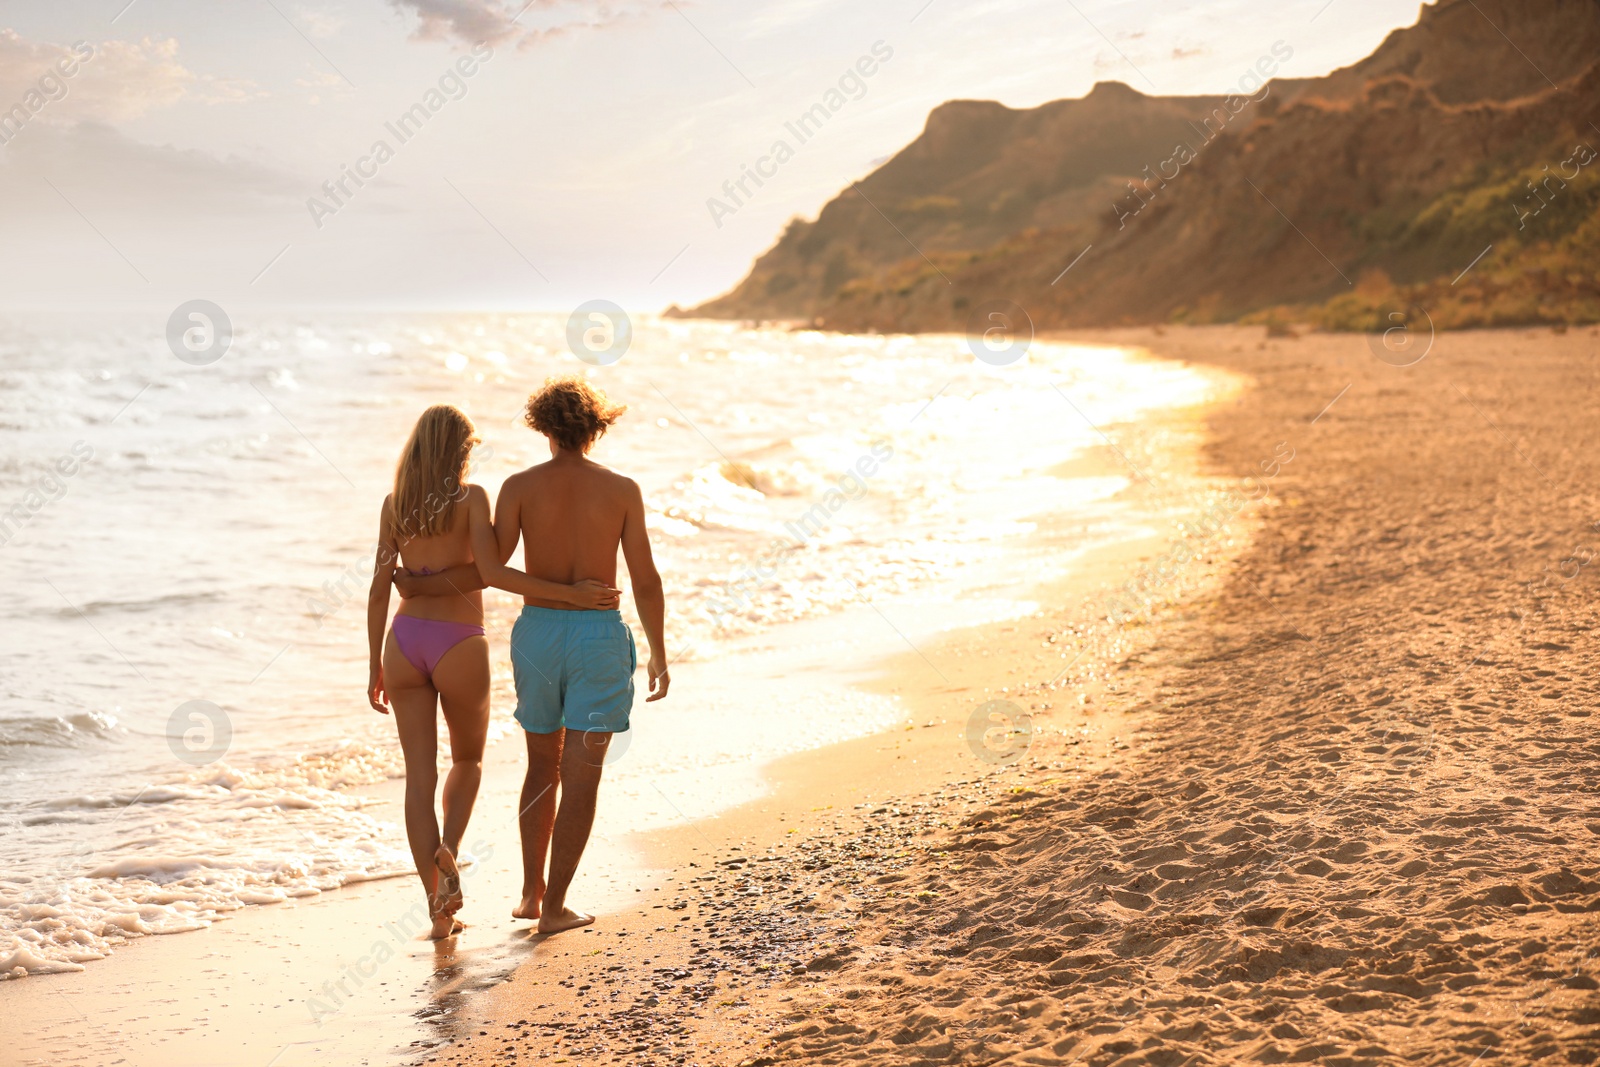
[439, 324, 1600, 1066]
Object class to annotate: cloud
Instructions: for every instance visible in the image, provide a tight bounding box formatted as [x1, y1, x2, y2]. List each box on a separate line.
[0, 31, 198, 124]
[294, 69, 350, 104]
[193, 75, 269, 105]
[0, 122, 302, 215]
[387, 0, 671, 49]
[294, 4, 347, 38]
[0, 121, 312, 302]
[389, 0, 525, 45]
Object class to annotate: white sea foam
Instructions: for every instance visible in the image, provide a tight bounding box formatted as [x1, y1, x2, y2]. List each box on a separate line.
[2, 756, 412, 977]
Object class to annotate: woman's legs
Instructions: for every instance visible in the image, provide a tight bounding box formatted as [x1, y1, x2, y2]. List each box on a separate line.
[381, 632, 456, 938]
[429, 635, 491, 912]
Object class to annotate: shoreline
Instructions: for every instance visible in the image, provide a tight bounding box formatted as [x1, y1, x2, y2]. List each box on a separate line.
[440, 320, 1600, 1067]
[429, 339, 1248, 1065]
[5, 333, 1243, 1067]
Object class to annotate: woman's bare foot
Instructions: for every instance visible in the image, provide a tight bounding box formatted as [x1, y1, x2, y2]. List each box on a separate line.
[434, 844, 463, 916]
[428, 913, 464, 940]
[537, 907, 594, 934]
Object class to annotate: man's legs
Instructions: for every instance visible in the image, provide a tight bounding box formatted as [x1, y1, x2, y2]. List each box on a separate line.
[513, 729, 563, 920]
[538, 728, 610, 933]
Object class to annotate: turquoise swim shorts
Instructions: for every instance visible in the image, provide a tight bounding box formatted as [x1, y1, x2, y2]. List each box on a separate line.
[509, 606, 636, 735]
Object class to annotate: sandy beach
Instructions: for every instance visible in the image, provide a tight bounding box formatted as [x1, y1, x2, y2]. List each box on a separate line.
[426, 323, 1600, 1066]
[10, 323, 1598, 1067]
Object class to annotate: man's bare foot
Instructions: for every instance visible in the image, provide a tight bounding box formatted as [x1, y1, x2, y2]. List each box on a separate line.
[434, 844, 462, 915]
[428, 914, 464, 940]
[511, 887, 543, 921]
[536, 907, 594, 934]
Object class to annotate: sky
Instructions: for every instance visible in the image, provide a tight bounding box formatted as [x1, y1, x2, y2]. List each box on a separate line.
[0, 0, 1430, 313]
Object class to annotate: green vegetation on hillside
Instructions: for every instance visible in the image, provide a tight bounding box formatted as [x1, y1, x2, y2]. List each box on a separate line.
[1280, 139, 1600, 330]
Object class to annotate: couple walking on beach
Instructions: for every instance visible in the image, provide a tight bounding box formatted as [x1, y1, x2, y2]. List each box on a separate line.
[364, 377, 669, 940]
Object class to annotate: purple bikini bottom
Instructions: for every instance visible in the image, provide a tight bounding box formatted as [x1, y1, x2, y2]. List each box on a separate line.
[391, 615, 485, 683]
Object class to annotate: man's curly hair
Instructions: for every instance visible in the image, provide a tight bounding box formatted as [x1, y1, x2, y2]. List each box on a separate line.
[523, 376, 627, 453]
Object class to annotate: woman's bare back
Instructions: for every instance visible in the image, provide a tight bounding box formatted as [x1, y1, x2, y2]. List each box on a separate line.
[388, 495, 483, 623]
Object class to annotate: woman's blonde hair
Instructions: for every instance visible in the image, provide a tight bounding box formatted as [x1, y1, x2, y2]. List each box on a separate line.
[392, 404, 478, 540]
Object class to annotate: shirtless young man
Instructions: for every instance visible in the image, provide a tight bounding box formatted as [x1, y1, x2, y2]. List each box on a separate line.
[398, 376, 668, 934]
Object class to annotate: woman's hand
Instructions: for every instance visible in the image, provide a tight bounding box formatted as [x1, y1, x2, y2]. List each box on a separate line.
[368, 664, 389, 714]
[569, 578, 622, 610]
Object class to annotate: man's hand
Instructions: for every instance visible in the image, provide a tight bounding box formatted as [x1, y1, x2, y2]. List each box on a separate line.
[395, 564, 486, 598]
[646, 655, 670, 702]
[391, 569, 421, 599]
[571, 578, 622, 610]
[368, 664, 389, 714]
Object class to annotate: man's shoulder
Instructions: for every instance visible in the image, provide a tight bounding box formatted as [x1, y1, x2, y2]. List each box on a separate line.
[555, 457, 636, 489]
[501, 466, 544, 489]
[510, 458, 638, 497]
[589, 463, 640, 496]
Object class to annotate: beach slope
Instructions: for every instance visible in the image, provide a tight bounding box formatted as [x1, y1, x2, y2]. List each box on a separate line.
[731, 324, 1600, 1065]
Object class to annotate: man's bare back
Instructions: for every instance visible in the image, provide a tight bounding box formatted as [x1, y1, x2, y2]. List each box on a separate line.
[494, 455, 636, 608]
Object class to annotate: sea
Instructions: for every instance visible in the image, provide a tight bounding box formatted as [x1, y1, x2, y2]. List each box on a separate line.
[0, 311, 1218, 977]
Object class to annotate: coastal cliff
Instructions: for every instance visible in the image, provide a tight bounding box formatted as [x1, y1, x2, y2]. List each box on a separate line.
[678, 0, 1600, 331]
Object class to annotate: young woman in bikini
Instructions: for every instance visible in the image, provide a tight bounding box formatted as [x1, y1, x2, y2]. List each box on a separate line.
[365, 404, 619, 939]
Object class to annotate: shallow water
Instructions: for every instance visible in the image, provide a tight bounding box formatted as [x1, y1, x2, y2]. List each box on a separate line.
[0, 312, 1216, 976]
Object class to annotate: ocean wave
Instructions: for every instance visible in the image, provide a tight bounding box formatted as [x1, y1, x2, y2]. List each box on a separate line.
[0, 710, 122, 751]
[653, 443, 888, 536]
[37, 784, 208, 812]
[51, 590, 228, 618]
[680, 535, 963, 640]
[1, 760, 412, 979]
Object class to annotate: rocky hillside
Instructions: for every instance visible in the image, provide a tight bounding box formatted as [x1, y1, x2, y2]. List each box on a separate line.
[1277, 0, 1600, 105]
[679, 0, 1600, 331]
[682, 84, 1227, 322]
